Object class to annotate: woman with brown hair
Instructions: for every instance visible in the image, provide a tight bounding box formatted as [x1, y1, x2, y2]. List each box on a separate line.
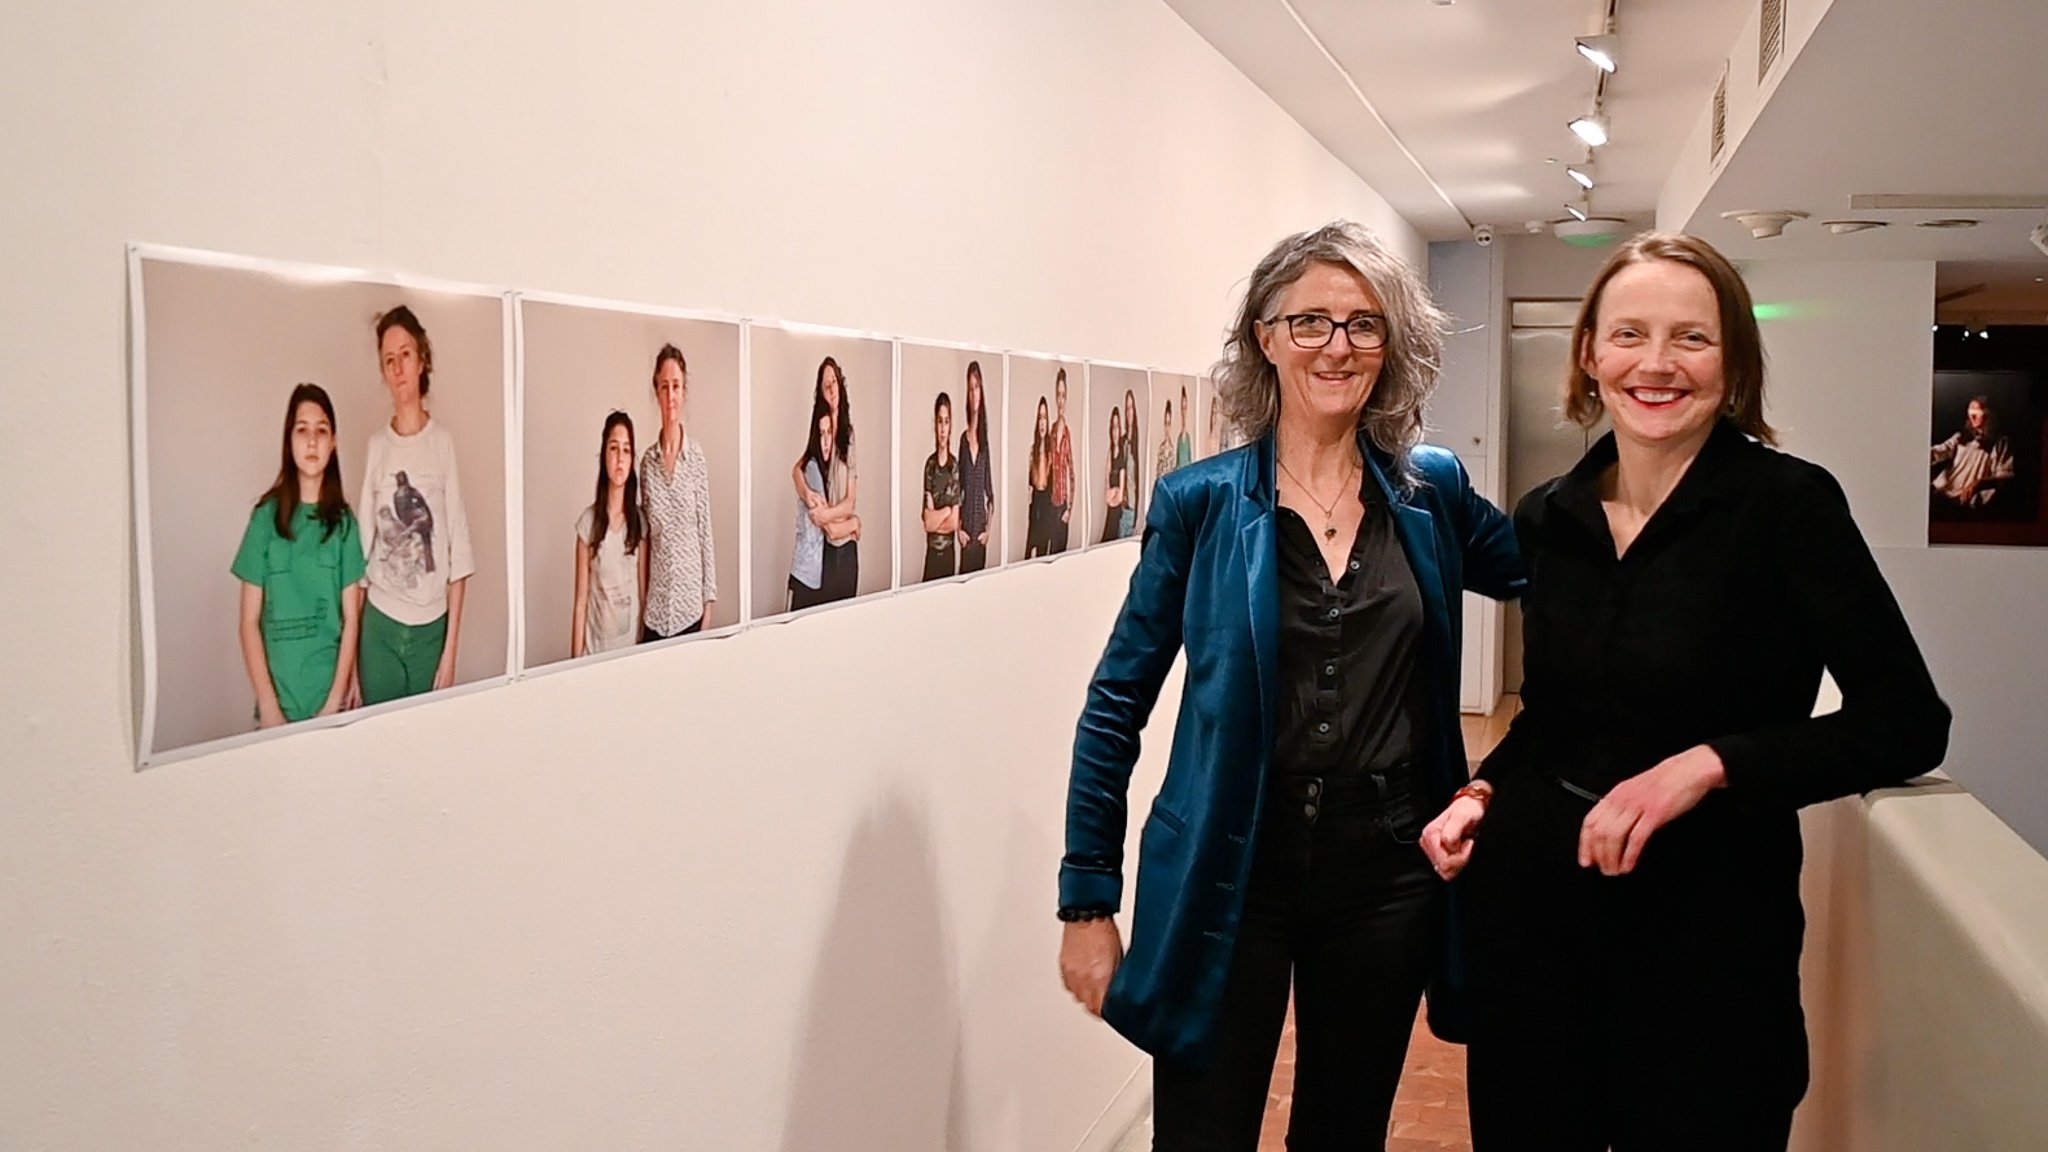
[1422, 232, 1950, 1150]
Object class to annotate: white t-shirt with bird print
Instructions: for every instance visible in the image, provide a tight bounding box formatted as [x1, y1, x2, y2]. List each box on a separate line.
[360, 417, 476, 626]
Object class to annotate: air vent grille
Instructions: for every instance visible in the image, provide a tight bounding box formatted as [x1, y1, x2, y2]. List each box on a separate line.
[1760, 0, 1785, 78]
[1711, 66, 1728, 162]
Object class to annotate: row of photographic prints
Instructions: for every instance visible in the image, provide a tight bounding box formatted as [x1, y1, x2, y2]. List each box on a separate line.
[130, 245, 1226, 764]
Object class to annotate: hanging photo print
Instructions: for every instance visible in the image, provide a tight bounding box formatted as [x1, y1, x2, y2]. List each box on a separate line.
[519, 296, 744, 670]
[129, 247, 513, 765]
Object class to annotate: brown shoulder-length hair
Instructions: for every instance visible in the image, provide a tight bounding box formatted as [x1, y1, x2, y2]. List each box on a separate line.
[1566, 230, 1775, 445]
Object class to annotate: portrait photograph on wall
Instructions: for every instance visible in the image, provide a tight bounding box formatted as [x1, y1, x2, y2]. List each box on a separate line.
[1152, 371, 1197, 482]
[1086, 363, 1149, 547]
[1929, 357, 2048, 547]
[749, 324, 896, 619]
[519, 297, 743, 671]
[1005, 353, 1086, 564]
[1196, 374, 1228, 457]
[899, 342, 1004, 585]
[130, 247, 512, 765]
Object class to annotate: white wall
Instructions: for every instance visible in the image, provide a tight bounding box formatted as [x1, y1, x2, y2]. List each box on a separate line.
[1427, 238, 1510, 714]
[0, 1, 1421, 1149]
[1744, 260, 2048, 855]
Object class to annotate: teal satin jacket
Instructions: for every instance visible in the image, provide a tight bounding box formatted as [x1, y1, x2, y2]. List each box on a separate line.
[1060, 431, 1525, 1064]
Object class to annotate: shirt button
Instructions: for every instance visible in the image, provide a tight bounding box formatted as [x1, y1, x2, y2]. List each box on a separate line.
[1327, 607, 1340, 620]
[1307, 781, 1322, 797]
[1317, 721, 1331, 734]
[1349, 560, 1360, 571]
[1323, 664, 1336, 676]
[1216, 881, 1236, 892]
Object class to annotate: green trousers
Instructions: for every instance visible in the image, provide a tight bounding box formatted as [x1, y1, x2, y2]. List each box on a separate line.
[359, 601, 449, 705]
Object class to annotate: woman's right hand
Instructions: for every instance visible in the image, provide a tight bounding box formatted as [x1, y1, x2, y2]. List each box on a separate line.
[1421, 795, 1488, 880]
[1059, 917, 1123, 1016]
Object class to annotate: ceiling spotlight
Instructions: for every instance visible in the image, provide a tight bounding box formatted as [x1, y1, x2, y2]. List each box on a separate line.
[1568, 116, 1609, 147]
[1566, 165, 1596, 190]
[1917, 218, 1979, 229]
[1720, 209, 1808, 238]
[1822, 220, 1888, 234]
[1566, 202, 1589, 222]
[1575, 35, 1619, 73]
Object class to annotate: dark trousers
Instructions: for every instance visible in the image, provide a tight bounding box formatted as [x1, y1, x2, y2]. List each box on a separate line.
[1026, 490, 1054, 557]
[821, 541, 859, 602]
[1462, 773, 1807, 1152]
[960, 538, 988, 573]
[640, 615, 703, 643]
[1050, 503, 1072, 553]
[923, 541, 957, 583]
[1153, 772, 1439, 1152]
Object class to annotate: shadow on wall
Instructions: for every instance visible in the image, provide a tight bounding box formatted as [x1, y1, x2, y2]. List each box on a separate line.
[780, 793, 960, 1152]
[944, 814, 1052, 1151]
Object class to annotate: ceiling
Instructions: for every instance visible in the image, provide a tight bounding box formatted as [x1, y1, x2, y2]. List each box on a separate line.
[1672, 0, 2048, 314]
[1163, 0, 1754, 239]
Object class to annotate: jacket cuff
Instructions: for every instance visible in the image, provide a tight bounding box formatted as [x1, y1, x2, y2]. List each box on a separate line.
[1708, 734, 1771, 796]
[1058, 867, 1122, 914]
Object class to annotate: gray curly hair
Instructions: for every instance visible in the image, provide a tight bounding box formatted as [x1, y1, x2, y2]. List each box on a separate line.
[1212, 220, 1446, 486]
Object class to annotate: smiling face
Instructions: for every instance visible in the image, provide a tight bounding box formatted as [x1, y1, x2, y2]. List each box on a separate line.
[1256, 261, 1386, 429]
[291, 399, 335, 482]
[1581, 260, 1727, 453]
[1967, 399, 1989, 434]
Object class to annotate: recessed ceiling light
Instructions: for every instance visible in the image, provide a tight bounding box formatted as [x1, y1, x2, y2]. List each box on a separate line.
[1568, 116, 1609, 147]
[1566, 166, 1595, 190]
[1917, 219, 1979, 229]
[1821, 220, 1887, 234]
[1575, 35, 1619, 73]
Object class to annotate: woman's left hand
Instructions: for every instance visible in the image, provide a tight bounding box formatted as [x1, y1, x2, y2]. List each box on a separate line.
[1578, 745, 1727, 875]
[432, 655, 458, 692]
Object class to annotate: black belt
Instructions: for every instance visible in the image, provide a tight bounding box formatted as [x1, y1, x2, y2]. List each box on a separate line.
[1267, 765, 1414, 826]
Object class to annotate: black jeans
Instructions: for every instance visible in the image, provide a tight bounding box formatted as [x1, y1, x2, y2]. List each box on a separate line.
[1463, 773, 1806, 1152]
[640, 615, 704, 642]
[923, 541, 957, 583]
[960, 538, 988, 573]
[1153, 771, 1439, 1152]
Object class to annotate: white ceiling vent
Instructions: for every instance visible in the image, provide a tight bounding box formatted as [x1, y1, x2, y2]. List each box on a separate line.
[1710, 65, 1728, 162]
[1760, 0, 1785, 79]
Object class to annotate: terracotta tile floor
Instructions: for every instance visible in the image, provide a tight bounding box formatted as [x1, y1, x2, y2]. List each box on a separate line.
[1257, 1002, 1469, 1152]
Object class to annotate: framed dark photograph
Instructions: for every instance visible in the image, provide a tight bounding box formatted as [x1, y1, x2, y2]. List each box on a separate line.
[1929, 368, 2048, 546]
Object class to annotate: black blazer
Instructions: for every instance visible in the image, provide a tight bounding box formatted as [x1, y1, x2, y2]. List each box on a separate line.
[1480, 420, 1950, 804]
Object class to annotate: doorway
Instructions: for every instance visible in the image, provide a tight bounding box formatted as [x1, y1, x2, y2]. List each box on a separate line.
[1504, 300, 1601, 691]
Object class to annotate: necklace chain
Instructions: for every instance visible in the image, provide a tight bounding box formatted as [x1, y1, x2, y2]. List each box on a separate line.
[1277, 455, 1358, 540]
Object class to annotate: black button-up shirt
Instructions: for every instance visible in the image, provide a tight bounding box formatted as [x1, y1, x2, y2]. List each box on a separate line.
[1272, 487, 1427, 783]
[1480, 421, 1950, 806]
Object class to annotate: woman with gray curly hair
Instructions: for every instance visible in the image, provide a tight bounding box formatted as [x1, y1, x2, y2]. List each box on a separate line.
[1057, 220, 1525, 1149]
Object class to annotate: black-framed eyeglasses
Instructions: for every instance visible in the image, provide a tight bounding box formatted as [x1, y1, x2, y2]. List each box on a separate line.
[1265, 312, 1388, 351]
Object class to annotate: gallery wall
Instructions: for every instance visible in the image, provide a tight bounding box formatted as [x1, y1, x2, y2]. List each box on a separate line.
[1742, 260, 2048, 856]
[0, 1, 1421, 1150]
